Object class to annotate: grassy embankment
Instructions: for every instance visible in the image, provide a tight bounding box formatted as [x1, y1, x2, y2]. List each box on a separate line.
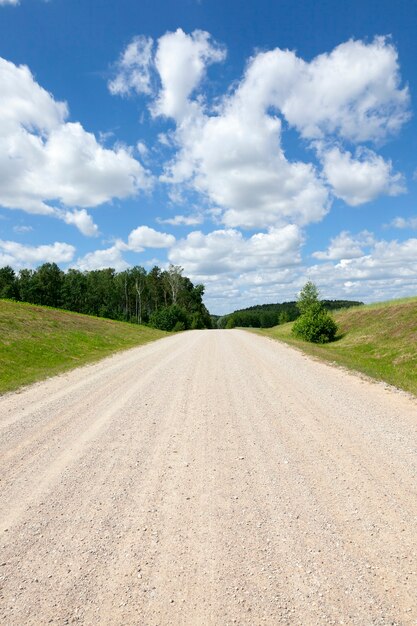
[0, 300, 168, 394]
[256, 296, 417, 396]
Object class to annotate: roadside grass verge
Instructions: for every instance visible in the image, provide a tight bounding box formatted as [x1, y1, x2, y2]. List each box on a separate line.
[254, 297, 417, 396]
[0, 300, 169, 394]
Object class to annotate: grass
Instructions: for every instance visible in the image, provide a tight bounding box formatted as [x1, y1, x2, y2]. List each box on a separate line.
[0, 300, 169, 394]
[254, 296, 417, 396]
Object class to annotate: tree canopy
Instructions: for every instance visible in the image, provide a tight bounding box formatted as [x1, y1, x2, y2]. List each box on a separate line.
[0, 263, 212, 331]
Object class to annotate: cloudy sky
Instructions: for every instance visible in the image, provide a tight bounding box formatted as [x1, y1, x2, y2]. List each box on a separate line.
[1, 0, 417, 313]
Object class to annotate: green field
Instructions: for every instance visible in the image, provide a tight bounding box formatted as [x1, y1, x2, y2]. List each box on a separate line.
[256, 296, 417, 396]
[0, 300, 168, 394]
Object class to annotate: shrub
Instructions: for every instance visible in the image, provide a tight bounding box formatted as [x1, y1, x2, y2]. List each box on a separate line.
[149, 305, 188, 331]
[292, 303, 338, 343]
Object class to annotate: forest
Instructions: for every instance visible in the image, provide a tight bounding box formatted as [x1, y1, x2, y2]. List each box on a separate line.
[0, 263, 212, 331]
[217, 299, 363, 329]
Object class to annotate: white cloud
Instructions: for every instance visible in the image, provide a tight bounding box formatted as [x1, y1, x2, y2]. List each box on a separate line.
[168, 225, 303, 276]
[157, 213, 203, 226]
[0, 0, 19, 6]
[73, 246, 128, 272]
[0, 57, 152, 227]
[388, 216, 417, 229]
[0, 240, 75, 269]
[243, 36, 409, 143]
[321, 147, 405, 205]
[73, 226, 175, 270]
[312, 230, 375, 260]
[60, 209, 99, 237]
[108, 32, 409, 232]
[108, 36, 154, 97]
[137, 141, 148, 157]
[163, 107, 329, 228]
[13, 225, 33, 234]
[307, 236, 417, 303]
[152, 33, 407, 228]
[126, 225, 175, 251]
[153, 28, 226, 121]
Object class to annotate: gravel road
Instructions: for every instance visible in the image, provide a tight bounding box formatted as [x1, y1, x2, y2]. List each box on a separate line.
[1, 329, 416, 625]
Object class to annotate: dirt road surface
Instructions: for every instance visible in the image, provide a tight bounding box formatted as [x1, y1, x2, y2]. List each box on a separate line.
[1, 329, 416, 625]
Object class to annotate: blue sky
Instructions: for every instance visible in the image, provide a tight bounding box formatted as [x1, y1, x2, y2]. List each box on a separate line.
[1, 0, 417, 313]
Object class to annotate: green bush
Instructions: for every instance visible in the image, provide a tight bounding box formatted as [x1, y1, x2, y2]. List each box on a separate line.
[292, 303, 338, 343]
[149, 305, 188, 331]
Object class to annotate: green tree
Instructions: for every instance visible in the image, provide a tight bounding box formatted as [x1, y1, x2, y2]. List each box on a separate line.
[292, 282, 338, 343]
[61, 269, 87, 312]
[0, 266, 18, 299]
[131, 266, 147, 324]
[296, 281, 320, 314]
[32, 263, 64, 307]
[17, 269, 36, 303]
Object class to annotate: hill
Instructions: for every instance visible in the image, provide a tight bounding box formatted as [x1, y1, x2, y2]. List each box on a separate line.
[0, 300, 168, 394]
[257, 297, 417, 395]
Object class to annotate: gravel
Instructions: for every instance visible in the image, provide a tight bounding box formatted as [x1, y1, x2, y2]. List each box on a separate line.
[0, 329, 416, 625]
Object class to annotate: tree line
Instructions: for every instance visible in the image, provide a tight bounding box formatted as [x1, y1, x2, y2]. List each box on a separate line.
[0, 263, 212, 331]
[217, 298, 362, 329]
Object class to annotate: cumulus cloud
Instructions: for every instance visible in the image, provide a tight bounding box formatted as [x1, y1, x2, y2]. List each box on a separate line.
[73, 246, 129, 272]
[107, 30, 410, 237]
[312, 230, 376, 260]
[126, 225, 175, 251]
[0, 57, 152, 229]
[108, 36, 154, 97]
[163, 108, 329, 228]
[147, 29, 330, 229]
[153, 28, 226, 120]
[73, 226, 175, 270]
[320, 147, 405, 205]
[113, 30, 408, 230]
[307, 236, 417, 304]
[168, 225, 303, 276]
[244, 36, 409, 143]
[60, 209, 99, 237]
[0, 240, 75, 269]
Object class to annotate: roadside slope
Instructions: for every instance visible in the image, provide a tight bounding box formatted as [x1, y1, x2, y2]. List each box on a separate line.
[258, 296, 417, 395]
[1, 329, 416, 625]
[0, 299, 167, 393]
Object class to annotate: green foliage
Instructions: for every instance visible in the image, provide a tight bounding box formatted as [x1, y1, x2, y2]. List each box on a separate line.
[149, 304, 189, 331]
[0, 266, 18, 299]
[219, 302, 299, 328]
[0, 262, 211, 330]
[217, 296, 360, 329]
[292, 303, 338, 343]
[296, 280, 320, 314]
[292, 282, 338, 343]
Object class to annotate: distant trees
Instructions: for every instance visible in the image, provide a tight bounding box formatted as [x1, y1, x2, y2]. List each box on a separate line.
[218, 302, 299, 329]
[292, 281, 338, 343]
[217, 290, 361, 331]
[0, 263, 212, 331]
